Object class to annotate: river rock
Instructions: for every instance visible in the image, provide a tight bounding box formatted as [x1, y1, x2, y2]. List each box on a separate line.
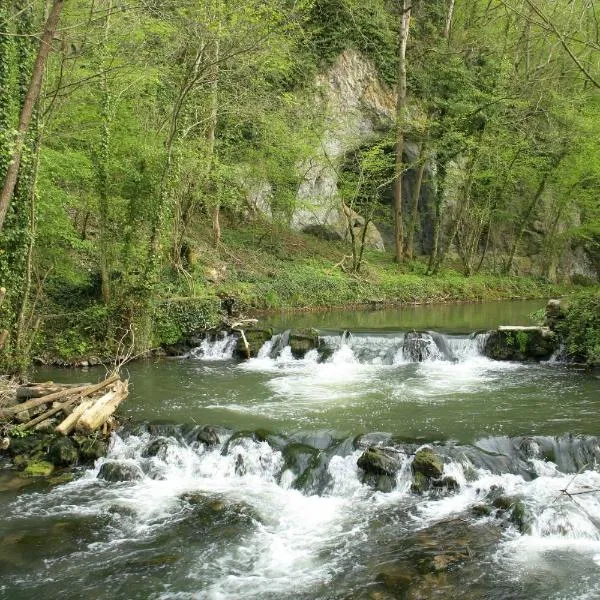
[358, 447, 402, 476]
[73, 435, 108, 462]
[412, 448, 443, 479]
[484, 326, 558, 361]
[282, 443, 320, 489]
[289, 328, 320, 359]
[142, 437, 169, 458]
[98, 460, 144, 482]
[358, 447, 403, 492]
[402, 332, 436, 362]
[48, 437, 79, 467]
[196, 426, 220, 447]
[234, 328, 273, 359]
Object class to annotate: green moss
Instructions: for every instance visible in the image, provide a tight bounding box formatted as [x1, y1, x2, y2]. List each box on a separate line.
[23, 460, 55, 477]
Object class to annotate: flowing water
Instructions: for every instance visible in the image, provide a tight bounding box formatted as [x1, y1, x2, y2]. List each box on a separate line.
[1, 301, 600, 599]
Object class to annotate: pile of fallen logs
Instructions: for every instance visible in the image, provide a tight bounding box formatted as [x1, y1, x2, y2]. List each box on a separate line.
[0, 374, 128, 436]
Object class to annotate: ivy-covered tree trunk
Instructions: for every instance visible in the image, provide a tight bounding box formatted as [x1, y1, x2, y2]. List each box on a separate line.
[0, 0, 38, 370]
[0, 0, 64, 233]
[93, 0, 114, 305]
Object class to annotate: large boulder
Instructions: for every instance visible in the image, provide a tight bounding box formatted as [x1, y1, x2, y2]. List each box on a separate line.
[484, 326, 559, 361]
[289, 328, 320, 359]
[98, 460, 144, 482]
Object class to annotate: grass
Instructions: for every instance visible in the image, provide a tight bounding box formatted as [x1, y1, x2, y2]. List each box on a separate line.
[185, 218, 567, 312]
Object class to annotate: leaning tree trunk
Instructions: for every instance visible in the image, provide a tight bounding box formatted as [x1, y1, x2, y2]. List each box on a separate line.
[504, 151, 565, 275]
[393, 0, 411, 263]
[0, 0, 65, 233]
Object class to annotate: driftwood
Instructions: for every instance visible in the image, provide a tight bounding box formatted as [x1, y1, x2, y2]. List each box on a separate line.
[17, 382, 91, 400]
[21, 397, 78, 431]
[56, 398, 94, 436]
[0, 374, 119, 418]
[76, 380, 128, 433]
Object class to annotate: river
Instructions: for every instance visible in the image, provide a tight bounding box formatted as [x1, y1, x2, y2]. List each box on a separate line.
[1, 300, 599, 599]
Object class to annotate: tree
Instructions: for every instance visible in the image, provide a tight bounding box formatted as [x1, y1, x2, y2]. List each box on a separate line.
[0, 0, 65, 233]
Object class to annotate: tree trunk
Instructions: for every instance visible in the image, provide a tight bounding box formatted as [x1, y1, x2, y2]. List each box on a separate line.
[76, 380, 128, 433]
[0, 0, 65, 233]
[393, 0, 411, 263]
[504, 152, 565, 275]
[96, 0, 113, 305]
[208, 8, 221, 248]
[0, 374, 119, 418]
[443, 0, 456, 40]
[405, 142, 426, 260]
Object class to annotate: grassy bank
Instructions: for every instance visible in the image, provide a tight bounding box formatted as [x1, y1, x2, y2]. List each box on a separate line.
[34, 220, 573, 365]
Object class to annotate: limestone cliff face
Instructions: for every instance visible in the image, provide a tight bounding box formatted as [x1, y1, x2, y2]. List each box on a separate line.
[292, 49, 395, 250]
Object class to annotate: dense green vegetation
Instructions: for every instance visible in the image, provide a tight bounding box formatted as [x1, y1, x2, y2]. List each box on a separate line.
[556, 291, 600, 367]
[0, 0, 599, 368]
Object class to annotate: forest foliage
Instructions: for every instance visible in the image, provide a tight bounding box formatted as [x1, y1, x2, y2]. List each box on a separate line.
[0, 0, 598, 368]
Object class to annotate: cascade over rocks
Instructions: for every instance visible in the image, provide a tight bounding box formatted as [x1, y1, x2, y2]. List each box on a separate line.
[358, 446, 404, 492]
[234, 328, 273, 359]
[288, 328, 321, 359]
[402, 332, 437, 362]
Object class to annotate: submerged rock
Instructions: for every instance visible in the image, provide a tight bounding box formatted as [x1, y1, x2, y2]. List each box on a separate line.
[98, 460, 144, 482]
[484, 326, 558, 361]
[23, 460, 55, 477]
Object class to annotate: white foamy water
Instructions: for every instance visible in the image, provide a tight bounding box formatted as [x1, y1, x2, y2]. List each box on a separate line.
[5, 427, 600, 600]
[188, 333, 237, 361]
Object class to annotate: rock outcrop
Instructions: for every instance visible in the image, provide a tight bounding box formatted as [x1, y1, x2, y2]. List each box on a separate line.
[484, 326, 559, 361]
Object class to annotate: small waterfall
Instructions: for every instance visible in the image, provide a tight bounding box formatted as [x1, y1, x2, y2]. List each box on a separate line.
[255, 329, 491, 366]
[189, 332, 237, 361]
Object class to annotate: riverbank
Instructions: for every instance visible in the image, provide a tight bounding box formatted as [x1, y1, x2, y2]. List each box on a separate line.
[31, 221, 580, 367]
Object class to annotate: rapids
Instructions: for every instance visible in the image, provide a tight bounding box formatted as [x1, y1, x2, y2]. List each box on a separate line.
[1, 302, 599, 599]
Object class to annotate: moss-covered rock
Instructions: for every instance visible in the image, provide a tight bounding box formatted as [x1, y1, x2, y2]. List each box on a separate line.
[234, 328, 273, 359]
[358, 447, 402, 476]
[484, 326, 559, 361]
[48, 437, 79, 467]
[74, 436, 108, 462]
[23, 460, 55, 477]
[412, 448, 443, 479]
[289, 328, 320, 359]
[98, 460, 144, 482]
